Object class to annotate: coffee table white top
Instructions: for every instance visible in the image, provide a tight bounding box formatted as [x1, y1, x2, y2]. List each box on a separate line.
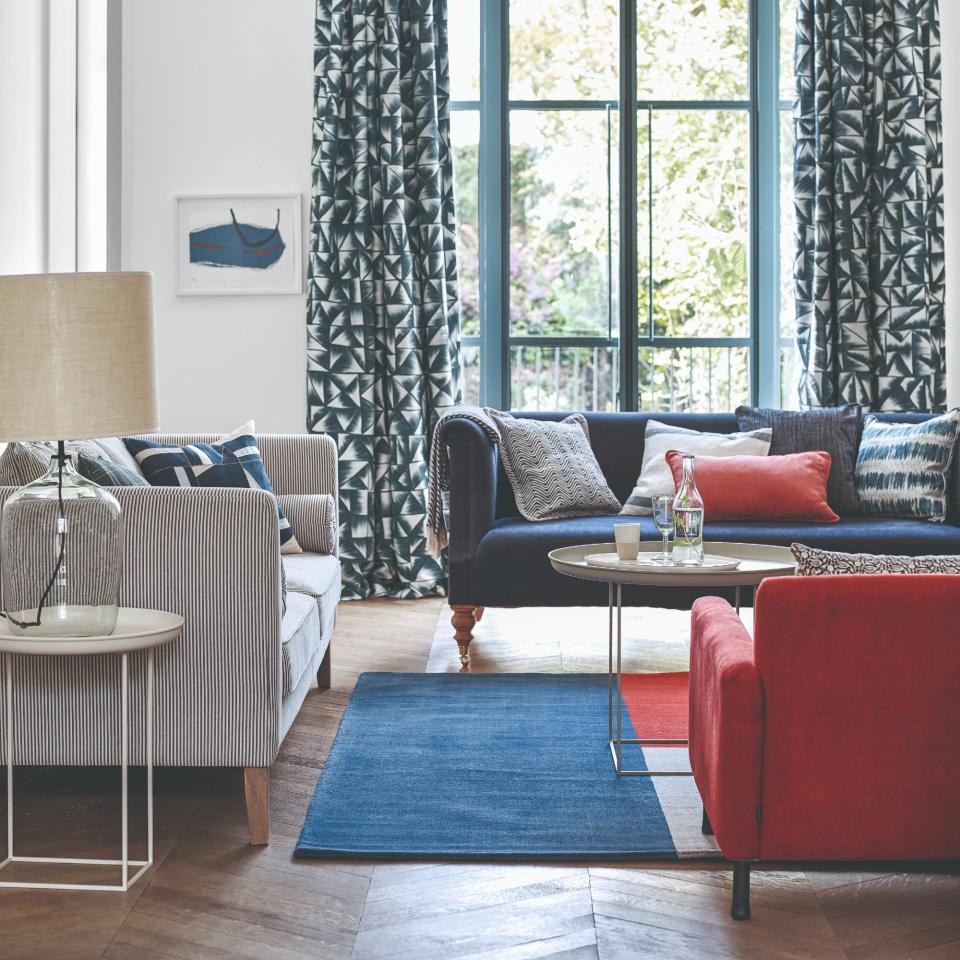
[549, 542, 795, 588]
[0, 609, 184, 656]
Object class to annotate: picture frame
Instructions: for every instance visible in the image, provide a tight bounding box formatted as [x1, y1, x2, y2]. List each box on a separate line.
[176, 194, 303, 296]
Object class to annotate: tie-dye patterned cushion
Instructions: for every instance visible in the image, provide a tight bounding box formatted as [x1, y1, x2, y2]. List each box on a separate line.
[855, 411, 960, 522]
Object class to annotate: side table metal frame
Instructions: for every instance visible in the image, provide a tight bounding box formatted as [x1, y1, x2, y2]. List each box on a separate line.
[607, 581, 740, 777]
[0, 649, 155, 892]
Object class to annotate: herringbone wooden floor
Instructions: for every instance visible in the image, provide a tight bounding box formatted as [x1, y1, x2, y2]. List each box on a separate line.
[0, 597, 958, 959]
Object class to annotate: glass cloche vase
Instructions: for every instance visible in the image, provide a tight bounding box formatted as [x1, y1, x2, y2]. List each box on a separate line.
[1, 451, 121, 637]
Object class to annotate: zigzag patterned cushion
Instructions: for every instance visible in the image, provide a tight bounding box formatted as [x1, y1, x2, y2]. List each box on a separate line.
[488, 412, 621, 522]
[855, 411, 960, 523]
[123, 434, 301, 552]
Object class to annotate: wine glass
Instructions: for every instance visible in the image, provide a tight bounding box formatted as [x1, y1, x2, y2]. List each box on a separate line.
[651, 495, 674, 564]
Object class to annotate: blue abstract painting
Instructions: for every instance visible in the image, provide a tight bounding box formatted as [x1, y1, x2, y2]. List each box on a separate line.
[189, 208, 285, 270]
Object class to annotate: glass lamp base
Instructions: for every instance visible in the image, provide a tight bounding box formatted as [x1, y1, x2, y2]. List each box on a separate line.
[3, 604, 119, 638]
[1, 453, 121, 638]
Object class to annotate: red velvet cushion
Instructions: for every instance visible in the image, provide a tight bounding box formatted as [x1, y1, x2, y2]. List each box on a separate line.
[665, 450, 839, 522]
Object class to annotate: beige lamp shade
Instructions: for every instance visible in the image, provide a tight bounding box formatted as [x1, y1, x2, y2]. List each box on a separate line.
[0, 272, 158, 442]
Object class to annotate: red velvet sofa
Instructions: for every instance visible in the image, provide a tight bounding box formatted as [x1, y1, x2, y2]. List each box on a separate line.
[689, 574, 960, 920]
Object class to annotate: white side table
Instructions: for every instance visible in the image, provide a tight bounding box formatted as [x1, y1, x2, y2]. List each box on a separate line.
[0, 609, 183, 891]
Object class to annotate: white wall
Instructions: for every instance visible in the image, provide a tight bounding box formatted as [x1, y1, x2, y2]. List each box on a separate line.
[121, 0, 313, 433]
[944, 1, 960, 408]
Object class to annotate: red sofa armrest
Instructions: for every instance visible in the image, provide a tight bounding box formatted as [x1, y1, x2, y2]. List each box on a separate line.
[689, 597, 764, 860]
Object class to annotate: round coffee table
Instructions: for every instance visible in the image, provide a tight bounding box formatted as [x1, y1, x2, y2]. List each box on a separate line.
[548, 541, 795, 776]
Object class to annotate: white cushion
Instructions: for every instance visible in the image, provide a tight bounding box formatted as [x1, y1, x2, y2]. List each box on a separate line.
[283, 552, 340, 599]
[621, 419, 772, 515]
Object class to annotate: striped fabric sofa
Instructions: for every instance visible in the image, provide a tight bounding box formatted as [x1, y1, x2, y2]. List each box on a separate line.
[0, 432, 339, 845]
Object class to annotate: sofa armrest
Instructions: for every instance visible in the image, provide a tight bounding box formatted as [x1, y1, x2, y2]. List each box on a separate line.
[689, 597, 764, 860]
[441, 417, 499, 605]
[277, 493, 338, 555]
[0, 485, 285, 768]
[255, 434, 338, 498]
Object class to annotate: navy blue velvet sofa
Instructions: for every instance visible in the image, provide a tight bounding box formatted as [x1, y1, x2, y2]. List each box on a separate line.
[442, 410, 960, 662]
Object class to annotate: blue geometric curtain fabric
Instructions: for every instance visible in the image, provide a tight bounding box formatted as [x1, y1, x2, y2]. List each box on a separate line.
[308, 0, 461, 599]
[793, 0, 945, 412]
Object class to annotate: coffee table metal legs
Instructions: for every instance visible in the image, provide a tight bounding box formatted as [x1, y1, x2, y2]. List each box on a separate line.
[607, 583, 693, 777]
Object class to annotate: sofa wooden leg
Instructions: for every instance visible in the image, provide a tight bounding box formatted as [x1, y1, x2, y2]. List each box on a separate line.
[244, 767, 270, 846]
[702, 807, 714, 835]
[473, 606, 485, 622]
[316, 643, 332, 690]
[450, 605, 477, 666]
[731, 861, 751, 921]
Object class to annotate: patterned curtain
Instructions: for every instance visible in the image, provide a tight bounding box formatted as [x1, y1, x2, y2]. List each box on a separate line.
[793, 0, 945, 412]
[308, 0, 461, 599]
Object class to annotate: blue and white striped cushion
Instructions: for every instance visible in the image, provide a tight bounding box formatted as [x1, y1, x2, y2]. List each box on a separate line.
[855, 411, 960, 522]
[123, 434, 300, 550]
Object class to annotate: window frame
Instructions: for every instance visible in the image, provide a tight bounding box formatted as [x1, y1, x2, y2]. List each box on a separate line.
[452, 0, 788, 411]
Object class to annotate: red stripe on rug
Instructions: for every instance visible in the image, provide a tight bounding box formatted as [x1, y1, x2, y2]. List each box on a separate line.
[620, 672, 689, 745]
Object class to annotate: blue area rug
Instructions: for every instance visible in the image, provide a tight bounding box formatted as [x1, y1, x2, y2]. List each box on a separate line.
[295, 672, 686, 860]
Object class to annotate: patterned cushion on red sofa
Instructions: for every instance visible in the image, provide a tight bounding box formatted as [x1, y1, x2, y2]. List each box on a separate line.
[791, 542, 960, 575]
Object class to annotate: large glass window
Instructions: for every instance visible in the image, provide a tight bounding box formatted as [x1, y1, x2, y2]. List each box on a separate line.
[449, 1, 793, 411]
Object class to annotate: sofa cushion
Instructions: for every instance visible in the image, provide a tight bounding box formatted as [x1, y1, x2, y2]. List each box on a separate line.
[281, 591, 322, 696]
[468, 514, 960, 606]
[489, 412, 621, 521]
[791, 542, 960, 576]
[0, 438, 140, 487]
[75, 454, 149, 486]
[283, 552, 341, 599]
[855, 410, 960, 523]
[124, 432, 301, 552]
[621, 419, 771, 515]
[665, 450, 838, 522]
[735, 403, 862, 515]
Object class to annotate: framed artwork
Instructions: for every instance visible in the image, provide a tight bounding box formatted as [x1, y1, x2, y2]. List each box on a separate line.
[176, 194, 302, 295]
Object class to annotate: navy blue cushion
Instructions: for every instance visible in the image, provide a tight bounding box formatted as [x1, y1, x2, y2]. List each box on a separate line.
[75, 454, 149, 487]
[124, 434, 295, 548]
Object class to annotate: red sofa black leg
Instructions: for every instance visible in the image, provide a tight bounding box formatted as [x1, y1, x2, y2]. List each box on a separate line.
[701, 808, 713, 835]
[731, 861, 751, 920]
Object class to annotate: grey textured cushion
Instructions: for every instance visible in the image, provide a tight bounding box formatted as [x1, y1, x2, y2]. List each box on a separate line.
[736, 404, 862, 515]
[488, 412, 621, 522]
[854, 410, 960, 522]
[792, 542, 960, 576]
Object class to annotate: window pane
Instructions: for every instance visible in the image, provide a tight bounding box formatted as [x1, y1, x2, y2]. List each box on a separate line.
[646, 110, 749, 339]
[451, 110, 480, 337]
[639, 346, 750, 413]
[511, 345, 620, 411]
[461, 344, 481, 406]
[779, 0, 797, 102]
[509, 109, 619, 337]
[779, 343, 801, 410]
[778, 109, 795, 341]
[510, 0, 618, 101]
[637, 0, 748, 100]
[448, 0, 479, 101]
